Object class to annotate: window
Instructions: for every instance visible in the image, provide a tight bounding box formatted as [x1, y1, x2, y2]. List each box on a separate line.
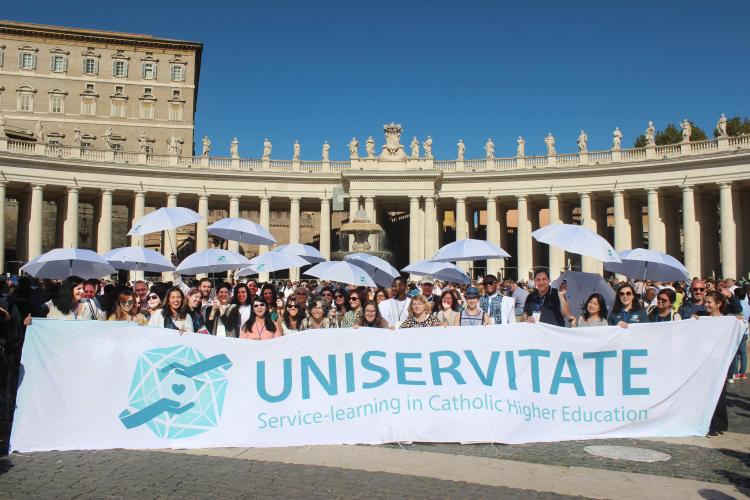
[81, 97, 96, 116]
[111, 100, 126, 117]
[144, 87, 152, 95]
[115, 85, 124, 93]
[50, 95, 63, 113]
[169, 103, 183, 121]
[48, 137, 62, 146]
[170, 64, 184, 82]
[86, 83, 95, 91]
[81, 141, 93, 150]
[20, 52, 35, 70]
[110, 142, 123, 152]
[141, 62, 156, 79]
[51, 54, 67, 73]
[18, 93, 32, 112]
[172, 89, 181, 98]
[140, 101, 154, 119]
[0, 44, 5, 68]
[113, 60, 127, 77]
[83, 57, 98, 75]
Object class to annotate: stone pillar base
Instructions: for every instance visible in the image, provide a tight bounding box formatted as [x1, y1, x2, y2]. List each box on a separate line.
[611, 150, 621, 162]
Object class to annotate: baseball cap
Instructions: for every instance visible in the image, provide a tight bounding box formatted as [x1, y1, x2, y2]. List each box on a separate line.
[420, 276, 435, 285]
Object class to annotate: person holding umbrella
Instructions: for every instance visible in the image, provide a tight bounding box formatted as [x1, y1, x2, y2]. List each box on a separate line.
[522, 269, 571, 327]
[28, 276, 95, 322]
[607, 283, 649, 327]
[148, 287, 194, 333]
[678, 279, 742, 319]
[479, 274, 516, 325]
[206, 283, 238, 337]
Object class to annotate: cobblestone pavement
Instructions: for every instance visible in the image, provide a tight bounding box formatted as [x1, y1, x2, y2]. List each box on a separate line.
[0, 449, 582, 499]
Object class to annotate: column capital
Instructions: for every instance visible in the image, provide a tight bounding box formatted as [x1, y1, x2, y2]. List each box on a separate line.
[67, 186, 79, 193]
[320, 196, 331, 204]
[455, 196, 466, 202]
[546, 192, 559, 200]
[134, 190, 146, 197]
[680, 184, 694, 193]
[30, 183, 45, 190]
[579, 191, 591, 199]
[259, 195, 270, 202]
[229, 195, 240, 202]
[647, 187, 659, 195]
[167, 192, 179, 199]
[515, 194, 526, 202]
[611, 188, 624, 195]
[409, 195, 421, 202]
[289, 196, 300, 203]
[198, 193, 210, 201]
[101, 188, 113, 195]
[717, 181, 732, 190]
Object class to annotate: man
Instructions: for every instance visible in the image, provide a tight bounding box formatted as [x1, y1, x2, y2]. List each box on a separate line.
[507, 280, 529, 319]
[678, 278, 742, 318]
[197, 277, 214, 306]
[246, 279, 259, 302]
[82, 279, 106, 320]
[522, 268, 571, 327]
[420, 277, 440, 307]
[379, 277, 409, 328]
[478, 274, 516, 325]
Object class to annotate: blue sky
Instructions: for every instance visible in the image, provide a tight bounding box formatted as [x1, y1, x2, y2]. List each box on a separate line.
[4, 1, 749, 159]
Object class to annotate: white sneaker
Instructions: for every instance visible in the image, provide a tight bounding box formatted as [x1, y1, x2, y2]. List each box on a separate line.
[727, 378, 735, 384]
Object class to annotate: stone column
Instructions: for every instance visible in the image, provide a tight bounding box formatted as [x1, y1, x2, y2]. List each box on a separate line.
[63, 187, 79, 248]
[486, 196, 500, 278]
[613, 190, 628, 251]
[424, 195, 436, 259]
[228, 196, 240, 254]
[681, 185, 700, 278]
[647, 188, 665, 252]
[197, 194, 209, 251]
[497, 203, 508, 278]
[164, 193, 178, 261]
[719, 183, 737, 278]
[364, 196, 376, 251]
[547, 193, 564, 279]
[455, 197, 469, 272]
[418, 203, 425, 261]
[409, 196, 420, 265]
[259, 196, 270, 282]
[516, 195, 531, 282]
[320, 197, 331, 260]
[348, 196, 360, 250]
[579, 192, 598, 273]
[96, 189, 113, 254]
[289, 197, 300, 281]
[0, 183, 5, 274]
[131, 191, 146, 248]
[28, 184, 45, 261]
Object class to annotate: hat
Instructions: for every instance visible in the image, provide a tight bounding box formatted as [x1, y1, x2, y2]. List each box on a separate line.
[420, 276, 435, 285]
[408, 289, 420, 298]
[464, 286, 480, 298]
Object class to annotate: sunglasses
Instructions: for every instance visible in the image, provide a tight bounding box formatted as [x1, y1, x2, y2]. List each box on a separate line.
[147, 294, 159, 300]
[619, 291, 633, 297]
[253, 304, 266, 308]
[349, 297, 360, 302]
[657, 298, 669, 304]
[335, 295, 344, 299]
[322, 292, 332, 296]
[286, 304, 298, 309]
[692, 287, 705, 292]
[120, 300, 135, 306]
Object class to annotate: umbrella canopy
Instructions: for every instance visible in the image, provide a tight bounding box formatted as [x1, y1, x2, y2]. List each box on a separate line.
[20, 248, 116, 279]
[236, 252, 310, 277]
[604, 248, 690, 282]
[344, 253, 400, 288]
[272, 243, 326, 264]
[175, 249, 251, 275]
[401, 259, 471, 285]
[552, 271, 616, 316]
[532, 223, 621, 263]
[128, 207, 202, 236]
[207, 217, 276, 246]
[431, 239, 511, 262]
[103, 246, 175, 273]
[304, 261, 376, 287]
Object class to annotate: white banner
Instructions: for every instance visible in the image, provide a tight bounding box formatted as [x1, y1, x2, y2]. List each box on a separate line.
[11, 317, 742, 452]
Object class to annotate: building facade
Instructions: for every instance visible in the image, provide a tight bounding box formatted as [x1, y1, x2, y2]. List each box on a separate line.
[0, 20, 201, 155]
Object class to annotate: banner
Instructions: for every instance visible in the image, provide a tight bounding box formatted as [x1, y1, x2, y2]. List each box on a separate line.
[11, 317, 742, 452]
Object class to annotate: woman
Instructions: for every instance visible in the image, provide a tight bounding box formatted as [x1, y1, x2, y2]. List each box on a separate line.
[459, 287, 491, 326]
[374, 289, 387, 304]
[36, 276, 94, 321]
[205, 283, 238, 337]
[144, 288, 164, 320]
[302, 298, 336, 330]
[399, 294, 443, 328]
[240, 297, 281, 340]
[148, 287, 194, 333]
[607, 283, 650, 328]
[331, 289, 350, 327]
[341, 290, 364, 327]
[354, 301, 390, 329]
[281, 297, 306, 334]
[573, 293, 609, 327]
[232, 283, 252, 332]
[107, 290, 148, 325]
[260, 283, 281, 322]
[436, 290, 460, 327]
[648, 289, 682, 322]
[185, 287, 208, 333]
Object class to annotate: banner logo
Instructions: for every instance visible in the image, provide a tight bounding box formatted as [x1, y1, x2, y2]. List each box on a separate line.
[119, 346, 233, 439]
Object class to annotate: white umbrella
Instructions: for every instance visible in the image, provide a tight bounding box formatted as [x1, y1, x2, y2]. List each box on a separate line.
[552, 271, 616, 315]
[207, 217, 276, 246]
[304, 261, 376, 287]
[604, 248, 690, 282]
[272, 243, 326, 264]
[236, 252, 310, 277]
[431, 239, 511, 262]
[344, 253, 400, 288]
[401, 259, 471, 285]
[20, 248, 116, 279]
[532, 223, 621, 263]
[103, 247, 176, 273]
[175, 249, 251, 275]
[127, 207, 202, 236]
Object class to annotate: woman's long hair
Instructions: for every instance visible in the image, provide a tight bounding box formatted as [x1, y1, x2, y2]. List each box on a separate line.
[260, 283, 278, 307]
[611, 283, 641, 314]
[231, 283, 251, 306]
[162, 287, 188, 320]
[705, 290, 727, 315]
[243, 297, 277, 333]
[111, 290, 138, 321]
[334, 288, 350, 313]
[52, 276, 84, 315]
[282, 298, 306, 329]
[357, 301, 385, 327]
[440, 289, 459, 312]
[581, 293, 608, 321]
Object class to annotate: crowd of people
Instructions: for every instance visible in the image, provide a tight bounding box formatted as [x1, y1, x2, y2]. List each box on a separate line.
[0, 267, 747, 436]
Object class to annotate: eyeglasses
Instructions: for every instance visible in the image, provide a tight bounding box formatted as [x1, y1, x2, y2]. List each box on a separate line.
[692, 287, 705, 292]
[120, 300, 135, 306]
[147, 294, 159, 300]
[335, 295, 344, 299]
[253, 304, 266, 308]
[619, 291, 633, 297]
[349, 297, 360, 302]
[322, 292, 332, 296]
[657, 298, 669, 304]
[286, 304, 298, 309]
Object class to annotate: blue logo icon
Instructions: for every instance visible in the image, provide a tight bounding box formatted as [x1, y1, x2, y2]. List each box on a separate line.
[119, 346, 232, 439]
